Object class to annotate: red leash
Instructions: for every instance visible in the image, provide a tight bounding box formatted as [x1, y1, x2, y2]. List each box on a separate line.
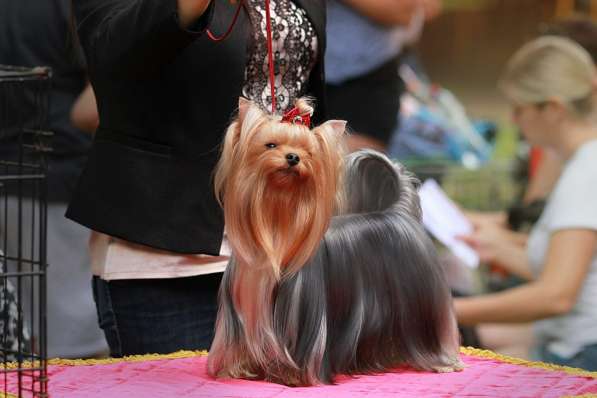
[263, 0, 276, 113]
[206, 1, 244, 42]
[207, 0, 277, 114]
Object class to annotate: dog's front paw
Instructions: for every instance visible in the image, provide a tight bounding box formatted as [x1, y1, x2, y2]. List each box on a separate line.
[432, 358, 465, 373]
[226, 361, 261, 380]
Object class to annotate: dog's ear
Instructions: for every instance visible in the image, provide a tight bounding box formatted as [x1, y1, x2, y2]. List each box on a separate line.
[318, 120, 347, 137]
[238, 97, 253, 125]
[237, 97, 266, 136]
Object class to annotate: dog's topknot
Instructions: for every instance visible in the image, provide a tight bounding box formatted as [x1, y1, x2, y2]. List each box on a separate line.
[293, 97, 314, 117]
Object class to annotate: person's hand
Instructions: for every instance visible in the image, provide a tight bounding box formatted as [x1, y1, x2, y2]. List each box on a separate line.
[177, 0, 211, 28]
[458, 224, 508, 264]
[71, 83, 99, 135]
[459, 220, 534, 280]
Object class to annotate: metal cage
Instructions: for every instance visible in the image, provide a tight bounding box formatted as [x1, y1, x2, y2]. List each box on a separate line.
[0, 65, 51, 398]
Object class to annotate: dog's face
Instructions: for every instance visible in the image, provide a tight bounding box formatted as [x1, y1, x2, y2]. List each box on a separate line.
[244, 119, 319, 188]
[214, 98, 346, 275]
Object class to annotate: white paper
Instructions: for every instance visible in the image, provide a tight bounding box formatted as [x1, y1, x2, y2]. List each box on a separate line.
[418, 179, 479, 268]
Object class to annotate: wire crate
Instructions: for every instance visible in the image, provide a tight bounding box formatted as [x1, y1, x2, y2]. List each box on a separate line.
[0, 65, 51, 398]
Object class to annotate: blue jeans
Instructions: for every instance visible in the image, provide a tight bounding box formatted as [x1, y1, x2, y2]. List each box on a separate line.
[535, 343, 597, 371]
[92, 273, 222, 357]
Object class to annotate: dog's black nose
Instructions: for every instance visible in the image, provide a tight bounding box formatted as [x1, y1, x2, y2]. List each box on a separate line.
[286, 153, 300, 167]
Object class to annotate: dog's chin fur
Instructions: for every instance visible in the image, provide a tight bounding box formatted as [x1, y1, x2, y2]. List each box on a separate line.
[269, 168, 304, 186]
[209, 107, 463, 385]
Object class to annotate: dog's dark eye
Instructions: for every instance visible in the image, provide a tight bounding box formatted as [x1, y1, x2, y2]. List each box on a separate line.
[265, 143, 277, 149]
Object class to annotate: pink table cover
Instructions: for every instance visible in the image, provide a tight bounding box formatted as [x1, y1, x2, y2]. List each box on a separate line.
[3, 348, 597, 398]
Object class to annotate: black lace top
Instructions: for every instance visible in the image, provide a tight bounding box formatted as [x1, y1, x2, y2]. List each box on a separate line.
[242, 0, 318, 114]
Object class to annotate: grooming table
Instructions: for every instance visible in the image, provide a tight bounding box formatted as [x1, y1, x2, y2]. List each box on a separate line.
[3, 348, 597, 397]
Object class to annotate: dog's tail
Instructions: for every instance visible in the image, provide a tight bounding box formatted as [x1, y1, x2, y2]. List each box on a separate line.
[343, 149, 421, 220]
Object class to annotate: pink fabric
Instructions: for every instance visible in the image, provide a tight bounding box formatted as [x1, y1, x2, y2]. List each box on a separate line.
[3, 354, 597, 397]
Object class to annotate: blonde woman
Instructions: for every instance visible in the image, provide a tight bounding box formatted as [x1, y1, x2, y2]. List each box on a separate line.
[457, 36, 597, 370]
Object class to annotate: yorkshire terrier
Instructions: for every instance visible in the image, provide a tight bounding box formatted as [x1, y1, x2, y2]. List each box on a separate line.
[210, 148, 463, 385]
[209, 97, 346, 379]
[210, 146, 464, 385]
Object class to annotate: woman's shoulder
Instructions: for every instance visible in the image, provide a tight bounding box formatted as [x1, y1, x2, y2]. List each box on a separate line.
[559, 140, 597, 186]
[543, 140, 597, 229]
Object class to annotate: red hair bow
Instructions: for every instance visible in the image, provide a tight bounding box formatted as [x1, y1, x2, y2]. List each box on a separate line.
[282, 107, 311, 128]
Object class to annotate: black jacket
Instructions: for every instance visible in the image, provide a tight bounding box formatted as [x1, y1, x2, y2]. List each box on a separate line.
[66, 0, 327, 254]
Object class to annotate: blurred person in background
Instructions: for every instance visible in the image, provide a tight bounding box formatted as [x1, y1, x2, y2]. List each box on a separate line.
[325, 0, 441, 152]
[464, 17, 597, 316]
[457, 36, 597, 371]
[523, 16, 597, 207]
[0, 0, 107, 358]
[468, 16, 597, 234]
